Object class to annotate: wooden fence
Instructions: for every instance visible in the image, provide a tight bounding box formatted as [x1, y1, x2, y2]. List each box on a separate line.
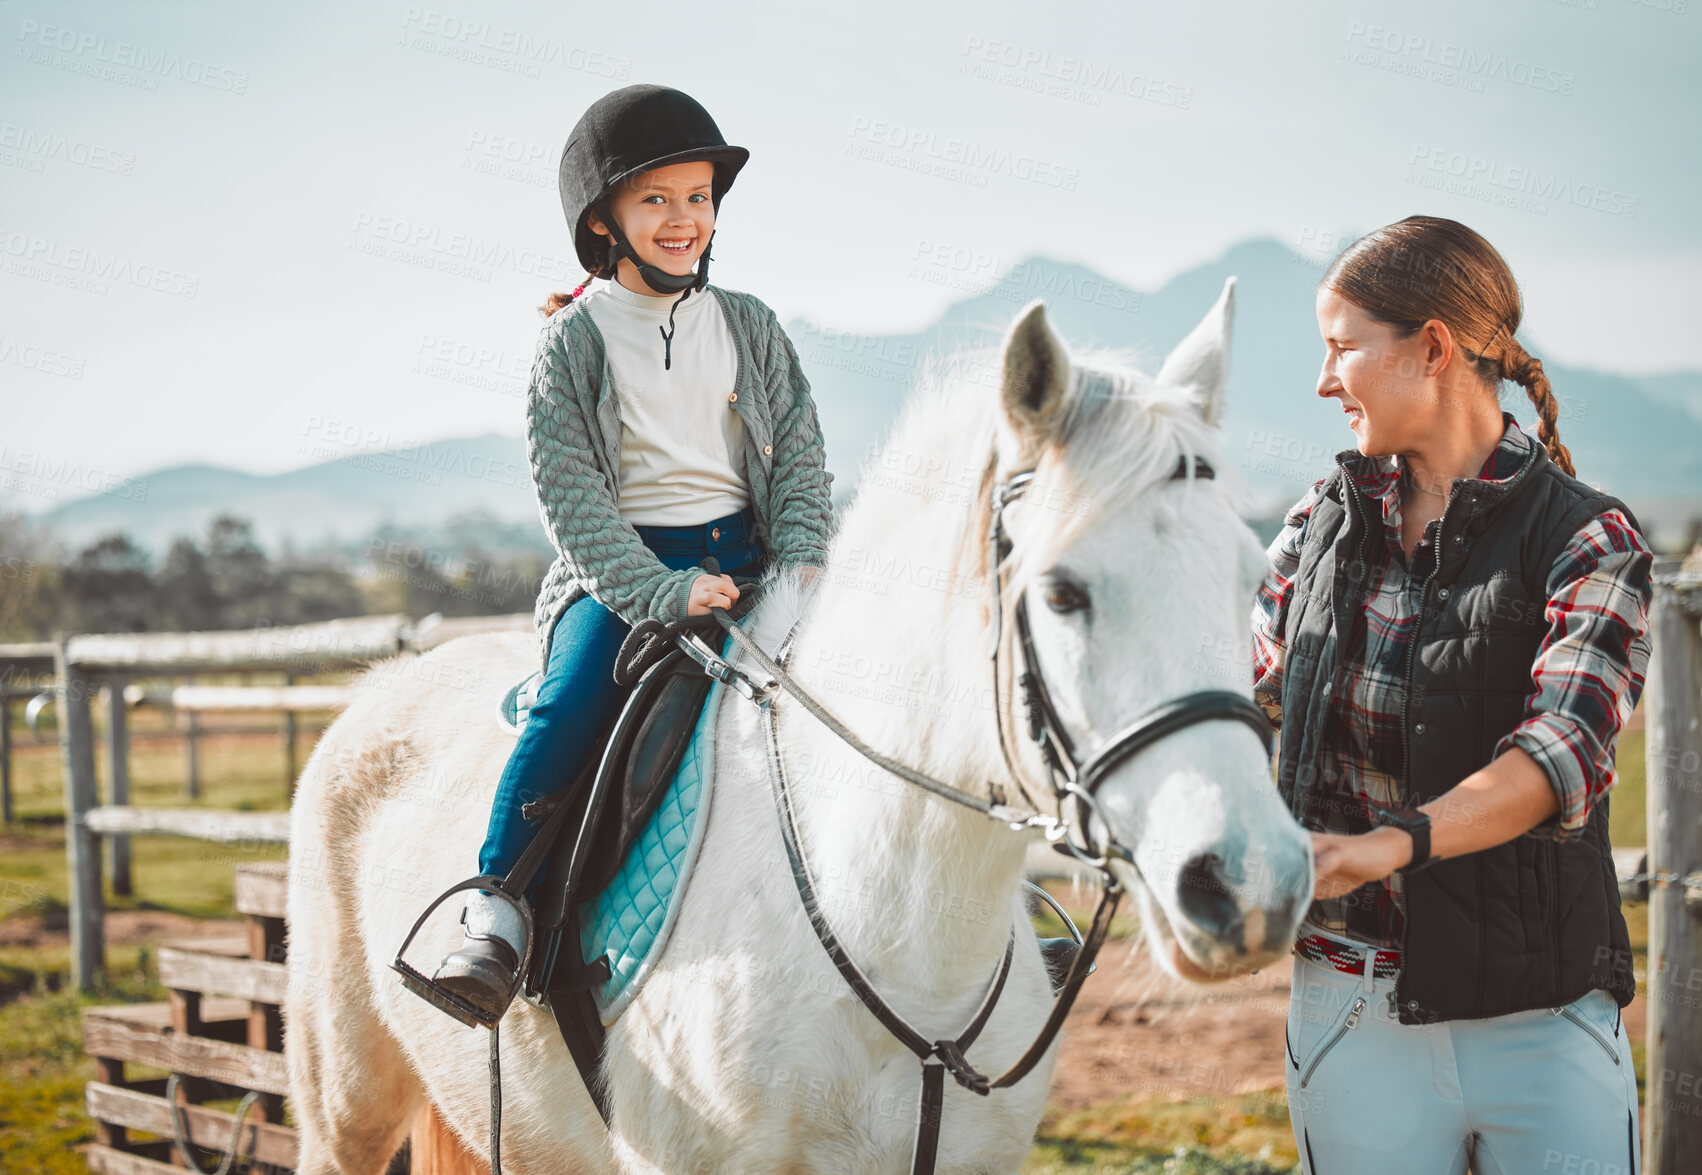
[52, 611, 534, 992]
[82, 862, 296, 1175]
[1645, 559, 1702, 1174]
[59, 614, 386, 991]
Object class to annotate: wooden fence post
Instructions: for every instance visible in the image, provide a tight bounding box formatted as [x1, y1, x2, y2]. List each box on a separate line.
[106, 674, 131, 898]
[1, 692, 12, 825]
[184, 674, 201, 800]
[283, 672, 297, 791]
[56, 635, 105, 991]
[1645, 568, 1702, 1173]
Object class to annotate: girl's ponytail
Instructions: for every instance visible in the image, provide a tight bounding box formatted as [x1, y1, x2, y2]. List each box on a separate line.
[1501, 338, 1574, 477]
[537, 273, 597, 318]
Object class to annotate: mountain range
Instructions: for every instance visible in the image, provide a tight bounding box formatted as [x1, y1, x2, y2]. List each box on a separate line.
[17, 240, 1702, 558]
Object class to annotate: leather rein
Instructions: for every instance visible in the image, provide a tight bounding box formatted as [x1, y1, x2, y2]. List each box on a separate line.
[691, 450, 1273, 1175]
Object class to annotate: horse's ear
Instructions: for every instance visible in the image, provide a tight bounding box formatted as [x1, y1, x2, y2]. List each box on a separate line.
[999, 300, 1070, 452]
[1156, 277, 1235, 426]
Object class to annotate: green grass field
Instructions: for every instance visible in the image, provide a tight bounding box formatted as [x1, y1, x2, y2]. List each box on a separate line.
[0, 709, 1653, 1174]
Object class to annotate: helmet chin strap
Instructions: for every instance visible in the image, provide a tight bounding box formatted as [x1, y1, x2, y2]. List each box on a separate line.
[599, 210, 713, 295]
[597, 210, 716, 370]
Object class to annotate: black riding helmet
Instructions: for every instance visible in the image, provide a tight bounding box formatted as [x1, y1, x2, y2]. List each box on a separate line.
[559, 85, 749, 295]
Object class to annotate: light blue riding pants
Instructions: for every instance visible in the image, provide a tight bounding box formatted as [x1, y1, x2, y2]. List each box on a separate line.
[1286, 932, 1641, 1175]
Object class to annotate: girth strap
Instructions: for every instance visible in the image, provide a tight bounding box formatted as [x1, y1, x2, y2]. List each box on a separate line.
[912, 1061, 947, 1175]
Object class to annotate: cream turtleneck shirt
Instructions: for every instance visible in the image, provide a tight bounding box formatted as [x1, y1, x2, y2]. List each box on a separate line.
[581, 280, 750, 526]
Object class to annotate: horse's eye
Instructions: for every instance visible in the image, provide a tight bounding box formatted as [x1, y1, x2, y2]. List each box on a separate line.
[1042, 579, 1090, 615]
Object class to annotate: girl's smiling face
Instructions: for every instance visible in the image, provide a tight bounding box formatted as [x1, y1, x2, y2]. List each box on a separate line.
[586, 160, 716, 294]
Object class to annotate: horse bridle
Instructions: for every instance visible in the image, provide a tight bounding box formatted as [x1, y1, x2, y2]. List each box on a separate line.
[985, 455, 1274, 872]
[693, 448, 1274, 1175]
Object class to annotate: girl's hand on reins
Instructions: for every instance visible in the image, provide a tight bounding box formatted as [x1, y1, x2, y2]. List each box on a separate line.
[1309, 828, 1412, 899]
[688, 573, 740, 616]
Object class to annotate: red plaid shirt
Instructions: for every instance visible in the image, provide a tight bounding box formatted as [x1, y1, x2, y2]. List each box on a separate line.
[1251, 416, 1653, 951]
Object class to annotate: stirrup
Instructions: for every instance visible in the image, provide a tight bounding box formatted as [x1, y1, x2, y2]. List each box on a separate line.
[1025, 880, 1091, 996]
[392, 875, 535, 1029]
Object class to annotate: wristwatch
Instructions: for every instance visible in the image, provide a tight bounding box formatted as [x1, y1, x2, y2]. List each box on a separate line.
[1370, 805, 1437, 874]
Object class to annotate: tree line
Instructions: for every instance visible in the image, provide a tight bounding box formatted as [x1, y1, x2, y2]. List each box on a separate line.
[0, 511, 550, 642]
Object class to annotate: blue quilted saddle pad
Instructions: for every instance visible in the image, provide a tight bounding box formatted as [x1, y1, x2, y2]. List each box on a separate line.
[576, 653, 727, 1025]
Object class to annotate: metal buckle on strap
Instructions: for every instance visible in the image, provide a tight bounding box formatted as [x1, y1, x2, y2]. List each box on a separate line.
[930, 1039, 991, 1095]
[676, 630, 777, 706]
[987, 803, 1059, 835]
[1056, 779, 1134, 870]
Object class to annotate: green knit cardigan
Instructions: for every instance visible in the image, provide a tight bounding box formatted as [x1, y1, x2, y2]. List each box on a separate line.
[524, 284, 835, 670]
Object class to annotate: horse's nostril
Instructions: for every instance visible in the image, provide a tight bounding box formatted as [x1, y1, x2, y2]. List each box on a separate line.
[1177, 852, 1241, 939]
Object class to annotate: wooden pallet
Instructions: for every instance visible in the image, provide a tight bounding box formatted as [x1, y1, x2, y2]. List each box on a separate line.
[82, 862, 298, 1173]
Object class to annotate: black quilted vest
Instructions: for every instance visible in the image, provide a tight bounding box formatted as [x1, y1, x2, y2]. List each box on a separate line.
[1275, 439, 1638, 1024]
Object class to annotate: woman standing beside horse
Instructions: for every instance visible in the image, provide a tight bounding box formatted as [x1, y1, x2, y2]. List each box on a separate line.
[1255, 216, 1651, 1173]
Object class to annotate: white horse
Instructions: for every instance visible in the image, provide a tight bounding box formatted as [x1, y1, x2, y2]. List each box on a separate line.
[285, 281, 1313, 1174]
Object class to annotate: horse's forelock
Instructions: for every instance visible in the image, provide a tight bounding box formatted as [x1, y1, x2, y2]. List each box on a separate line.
[997, 352, 1229, 602]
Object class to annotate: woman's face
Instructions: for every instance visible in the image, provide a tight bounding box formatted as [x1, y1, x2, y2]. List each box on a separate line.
[1314, 286, 1447, 458]
[587, 160, 716, 293]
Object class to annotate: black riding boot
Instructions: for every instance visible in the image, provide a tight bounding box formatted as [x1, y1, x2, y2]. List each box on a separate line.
[432, 891, 528, 1020]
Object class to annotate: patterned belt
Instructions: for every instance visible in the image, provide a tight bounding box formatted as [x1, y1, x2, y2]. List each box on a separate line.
[1293, 930, 1402, 980]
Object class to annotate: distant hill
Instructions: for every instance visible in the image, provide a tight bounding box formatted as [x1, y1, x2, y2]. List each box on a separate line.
[25, 433, 542, 561]
[22, 241, 1702, 556]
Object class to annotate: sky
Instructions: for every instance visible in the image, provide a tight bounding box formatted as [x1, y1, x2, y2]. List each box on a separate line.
[2, 0, 1698, 494]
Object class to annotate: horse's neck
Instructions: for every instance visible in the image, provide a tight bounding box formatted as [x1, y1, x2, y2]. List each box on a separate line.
[765, 499, 1029, 996]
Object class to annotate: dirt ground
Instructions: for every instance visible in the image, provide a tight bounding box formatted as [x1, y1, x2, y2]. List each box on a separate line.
[0, 908, 244, 950]
[1049, 942, 1296, 1109]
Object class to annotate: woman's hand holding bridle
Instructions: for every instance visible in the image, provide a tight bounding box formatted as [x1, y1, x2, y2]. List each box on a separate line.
[1309, 828, 1412, 899]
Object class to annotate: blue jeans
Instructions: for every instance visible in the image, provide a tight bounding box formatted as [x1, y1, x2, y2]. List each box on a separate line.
[477, 506, 765, 886]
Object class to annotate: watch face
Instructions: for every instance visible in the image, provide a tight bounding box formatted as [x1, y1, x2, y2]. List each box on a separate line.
[1376, 805, 1425, 831]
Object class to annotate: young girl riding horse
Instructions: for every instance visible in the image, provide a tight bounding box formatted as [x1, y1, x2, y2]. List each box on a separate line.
[431, 84, 835, 1017]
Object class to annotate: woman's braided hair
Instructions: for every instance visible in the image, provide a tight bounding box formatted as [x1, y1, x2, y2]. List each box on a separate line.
[1320, 215, 1574, 476]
